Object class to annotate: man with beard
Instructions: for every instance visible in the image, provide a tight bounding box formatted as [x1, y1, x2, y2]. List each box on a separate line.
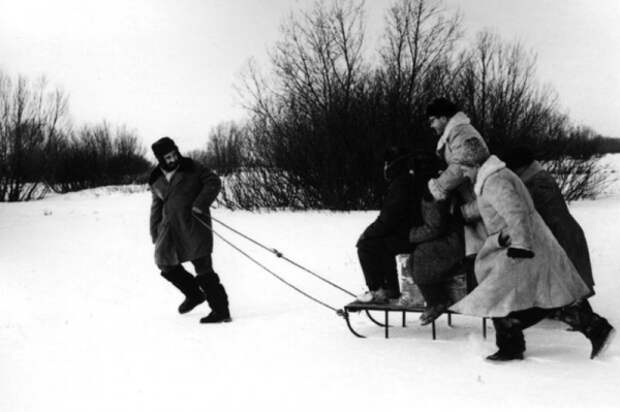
[149, 137, 231, 323]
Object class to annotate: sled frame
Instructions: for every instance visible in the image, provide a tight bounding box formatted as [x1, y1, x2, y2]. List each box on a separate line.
[342, 301, 487, 340]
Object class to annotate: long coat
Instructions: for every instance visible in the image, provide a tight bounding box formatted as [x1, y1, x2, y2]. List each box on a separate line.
[408, 197, 464, 285]
[450, 156, 590, 318]
[427, 112, 490, 255]
[149, 158, 221, 267]
[519, 161, 594, 295]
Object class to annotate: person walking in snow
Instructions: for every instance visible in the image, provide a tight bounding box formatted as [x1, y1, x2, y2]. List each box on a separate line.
[450, 155, 601, 361]
[425, 98, 490, 279]
[502, 146, 614, 356]
[149, 137, 231, 323]
[355, 147, 417, 303]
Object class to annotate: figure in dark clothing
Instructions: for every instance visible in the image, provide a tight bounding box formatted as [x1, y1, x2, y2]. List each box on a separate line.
[503, 146, 614, 358]
[405, 156, 464, 325]
[149, 137, 231, 324]
[355, 147, 417, 303]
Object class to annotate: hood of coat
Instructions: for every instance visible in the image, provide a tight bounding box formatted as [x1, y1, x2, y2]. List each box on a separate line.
[435, 111, 471, 154]
[149, 157, 196, 185]
[473, 155, 507, 196]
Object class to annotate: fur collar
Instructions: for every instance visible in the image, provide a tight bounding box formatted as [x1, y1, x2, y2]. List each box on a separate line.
[518, 160, 544, 183]
[436, 111, 471, 154]
[149, 157, 195, 185]
[474, 155, 506, 196]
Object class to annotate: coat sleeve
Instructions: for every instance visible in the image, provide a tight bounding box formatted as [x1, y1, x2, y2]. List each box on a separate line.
[428, 164, 466, 200]
[193, 167, 222, 211]
[150, 188, 163, 243]
[526, 174, 567, 234]
[408, 200, 449, 244]
[429, 131, 490, 200]
[460, 199, 481, 223]
[483, 173, 534, 252]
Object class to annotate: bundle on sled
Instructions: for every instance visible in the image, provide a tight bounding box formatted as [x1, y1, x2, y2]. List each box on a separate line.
[342, 254, 487, 340]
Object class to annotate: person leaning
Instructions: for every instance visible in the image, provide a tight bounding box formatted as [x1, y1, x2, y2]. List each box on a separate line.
[451, 155, 596, 361]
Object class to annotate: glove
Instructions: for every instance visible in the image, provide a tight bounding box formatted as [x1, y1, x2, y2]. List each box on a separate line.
[507, 247, 534, 259]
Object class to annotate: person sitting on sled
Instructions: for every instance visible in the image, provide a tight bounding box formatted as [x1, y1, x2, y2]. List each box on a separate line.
[403, 154, 465, 325]
[355, 146, 417, 303]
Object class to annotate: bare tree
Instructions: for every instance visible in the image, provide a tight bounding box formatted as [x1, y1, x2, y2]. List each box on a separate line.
[380, 0, 461, 107]
[0, 73, 70, 201]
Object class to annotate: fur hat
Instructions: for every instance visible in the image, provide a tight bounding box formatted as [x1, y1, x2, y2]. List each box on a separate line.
[426, 98, 459, 118]
[151, 137, 178, 160]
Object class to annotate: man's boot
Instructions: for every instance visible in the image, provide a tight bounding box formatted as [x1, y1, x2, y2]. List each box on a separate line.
[487, 318, 525, 361]
[161, 267, 206, 314]
[196, 273, 231, 323]
[583, 316, 615, 359]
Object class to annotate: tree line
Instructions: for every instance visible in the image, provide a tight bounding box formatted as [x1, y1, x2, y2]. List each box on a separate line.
[3, 0, 618, 206]
[0, 73, 151, 201]
[195, 0, 618, 209]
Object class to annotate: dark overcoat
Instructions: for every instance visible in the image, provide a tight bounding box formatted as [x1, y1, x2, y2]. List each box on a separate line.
[149, 158, 221, 267]
[358, 173, 417, 250]
[408, 198, 464, 285]
[519, 161, 594, 295]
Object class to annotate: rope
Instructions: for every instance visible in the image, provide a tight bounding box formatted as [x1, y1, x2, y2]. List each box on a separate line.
[209, 215, 356, 297]
[192, 213, 343, 314]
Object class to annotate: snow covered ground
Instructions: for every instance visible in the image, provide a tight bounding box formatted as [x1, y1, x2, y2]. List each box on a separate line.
[2, 156, 620, 411]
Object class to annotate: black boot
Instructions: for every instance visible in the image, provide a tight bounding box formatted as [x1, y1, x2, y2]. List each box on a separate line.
[200, 311, 232, 324]
[196, 273, 231, 324]
[417, 283, 449, 326]
[487, 318, 525, 361]
[178, 296, 206, 314]
[584, 317, 615, 359]
[161, 267, 206, 314]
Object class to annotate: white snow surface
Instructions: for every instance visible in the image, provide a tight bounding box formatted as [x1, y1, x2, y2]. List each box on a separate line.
[2, 155, 620, 411]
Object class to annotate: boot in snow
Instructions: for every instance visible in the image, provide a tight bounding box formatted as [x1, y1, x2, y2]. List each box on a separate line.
[200, 310, 232, 324]
[486, 350, 524, 362]
[178, 295, 206, 314]
[161, 267, 206, 314]
[587, 319, 615, 359]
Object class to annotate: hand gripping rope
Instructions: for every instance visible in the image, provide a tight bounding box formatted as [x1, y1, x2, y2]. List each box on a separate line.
[192, 212, 354, 316]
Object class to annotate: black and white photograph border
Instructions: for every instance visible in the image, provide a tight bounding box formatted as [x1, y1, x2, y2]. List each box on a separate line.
[1, 1, 619, 411]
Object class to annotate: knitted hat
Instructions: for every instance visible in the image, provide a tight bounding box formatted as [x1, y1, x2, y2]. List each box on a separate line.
[426, 98, 459, 118]
[151, 137, 178, 159]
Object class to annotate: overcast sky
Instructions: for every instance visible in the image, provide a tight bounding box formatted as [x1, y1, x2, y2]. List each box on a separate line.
[1, 0, 619, 150]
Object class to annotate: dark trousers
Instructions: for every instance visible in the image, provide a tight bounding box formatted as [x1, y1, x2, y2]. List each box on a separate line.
[357, 236, 410, 293]
[160, 255, 229, 314]
[493, 300, 610, 354]
[492, 307, 552, 354]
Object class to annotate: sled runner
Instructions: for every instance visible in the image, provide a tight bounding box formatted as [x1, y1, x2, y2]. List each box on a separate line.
[341, 301, 487, 340]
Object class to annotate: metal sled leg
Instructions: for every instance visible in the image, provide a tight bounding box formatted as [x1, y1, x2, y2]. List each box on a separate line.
[343, 309, 366, 338]
[365, 310, 389, 327]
